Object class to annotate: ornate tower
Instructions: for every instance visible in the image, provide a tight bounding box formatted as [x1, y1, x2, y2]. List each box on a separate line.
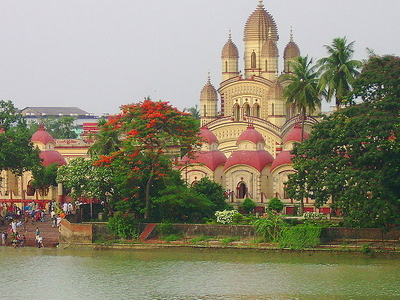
[243, 0, 278, 79]
[283, 29, 300, 73]
[221, 31, 239, 82]
[200, 74, 218, 126]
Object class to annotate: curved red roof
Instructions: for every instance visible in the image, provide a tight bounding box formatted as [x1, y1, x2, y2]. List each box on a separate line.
[237, 126, 264, 144]
[283, 125, 309, 143]
[270, 151, 294, 172]
[181, 150, 226, 171]
[31, 125, 55, 145]
[39, 150, 67, 167]
[200, 127, 218, 145]
[224, 150, 273, 172]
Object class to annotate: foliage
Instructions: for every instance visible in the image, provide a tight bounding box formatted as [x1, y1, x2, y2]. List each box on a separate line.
[278, 224, 322, 249]
[0, 100, 41, 174]
[157, 222, 175, 235]
[94, 100, 200, 219]
[190, 235, 213, 243]
[28, 116, 78, 139]
[285, 54, 400, 229]
[107, 214, 137, 239]
[303, 212, 326, 222]
[215, 210, 238, 224]
[162, 234, 183, 243]
[317, 37, 362, 107]
[221, 236, 240, 246]
[57, 157, 118, 214]
[240, 198, 256, 214]
[268, 197, 285, 213]
[31, 163, 59, 192]
[152, 180, 215, 223]
[252, 213, 284, 242]
[190, 177, 230, 211]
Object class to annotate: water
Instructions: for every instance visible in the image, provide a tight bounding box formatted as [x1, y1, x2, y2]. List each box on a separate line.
[1, 246, 399, 300]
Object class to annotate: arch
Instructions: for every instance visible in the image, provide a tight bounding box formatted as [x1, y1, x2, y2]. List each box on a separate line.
[237, 181, 247, 199]
[252, 103, 260, 118]
[26, 180, 35, 196]
[243, 103, 251, 118]
[233, 104, 240, 121]
[251, 51, 256, 68]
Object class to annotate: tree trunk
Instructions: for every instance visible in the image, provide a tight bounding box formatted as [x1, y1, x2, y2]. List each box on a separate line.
[144, 174, 154, 219]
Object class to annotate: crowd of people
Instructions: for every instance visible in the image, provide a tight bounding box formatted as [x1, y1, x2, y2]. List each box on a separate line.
[0, 201, 68, 248]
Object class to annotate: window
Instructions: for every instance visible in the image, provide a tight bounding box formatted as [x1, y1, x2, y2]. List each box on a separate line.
[251, 51, 256, 68]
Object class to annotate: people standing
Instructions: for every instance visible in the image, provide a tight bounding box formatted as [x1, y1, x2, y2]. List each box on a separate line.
[1, 231, 7, 246]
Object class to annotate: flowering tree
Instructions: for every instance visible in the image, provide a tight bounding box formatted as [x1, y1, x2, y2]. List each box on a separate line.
[95, 100, 200, 219]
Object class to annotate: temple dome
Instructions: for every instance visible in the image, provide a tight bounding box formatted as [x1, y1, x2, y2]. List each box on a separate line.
[283, 124, 309, 143]
[200, 127, 219, 145]
[31, 124, 55, 145]
[244, 1, 278, 42]
[222, 36, 239, 58]
[261, 39, 279, 57]
[39, 150, 67, 167]
[224, 150, 273, 172]
[237, 126, 265, 145]
[181, 150, 226, 172]
[270, 151, 294, 172]
[284, 39, 300, 59]
[200, 78, 218, 100]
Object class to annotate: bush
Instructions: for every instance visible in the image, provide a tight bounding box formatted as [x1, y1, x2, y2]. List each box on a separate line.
[240, 198, 256, 214]
[268, 197, 284, 213]
[252, 213, 284, 242]
[278, 224, 322, 249]
[215, 209, 237, 224]
[157, 222, 175, 236]
[107, 214, 137, 239]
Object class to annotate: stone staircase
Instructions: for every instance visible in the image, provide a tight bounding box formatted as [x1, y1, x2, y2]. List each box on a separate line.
[1, 214, 60, 248]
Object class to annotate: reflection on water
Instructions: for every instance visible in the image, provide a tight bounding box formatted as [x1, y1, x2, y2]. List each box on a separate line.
[0, 246, 399, 300]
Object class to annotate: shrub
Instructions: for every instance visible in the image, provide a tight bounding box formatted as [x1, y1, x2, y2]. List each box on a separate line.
[252, 213, 284, 242]
[215, 209, 238, 224]
[107, 214, 137, 239]
[157, 222, 175, 236]
[268, 197, 284, 213]
[162, 234, 182, 243]
[278, 224, 322, 249]
[240, 198, 256, 214]
[190, 235, 213, 243]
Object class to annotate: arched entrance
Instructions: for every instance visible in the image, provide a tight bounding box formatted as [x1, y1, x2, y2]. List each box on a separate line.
[237, 181, 247, 199]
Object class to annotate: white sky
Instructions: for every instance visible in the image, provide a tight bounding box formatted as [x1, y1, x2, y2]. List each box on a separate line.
[1, 0, 399, 115]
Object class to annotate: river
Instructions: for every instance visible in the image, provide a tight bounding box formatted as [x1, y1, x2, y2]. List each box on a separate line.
[1, 246, 399, 300]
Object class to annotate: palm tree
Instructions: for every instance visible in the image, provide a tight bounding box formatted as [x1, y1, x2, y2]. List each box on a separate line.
[282, 55, 321, 141]
[281, 55, 321, 216]
[317, 37, 362, 109]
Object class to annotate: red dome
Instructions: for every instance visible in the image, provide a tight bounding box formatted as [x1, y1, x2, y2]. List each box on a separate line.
[270, 151, 294, 172]
[200, 127, 218, 145]
[283, 125, 309, 143]
[181, 150, 226, 171]
[31, 125, 55, 145]
[224, 150, 273, 172]
[39, 150, 67, 167]
[237, 126, 264, 144]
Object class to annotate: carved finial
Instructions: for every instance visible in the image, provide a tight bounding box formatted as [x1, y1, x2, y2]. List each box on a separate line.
[207, 71, 211, 83]
[258, 0, 263, 7]
[290, 26, 294, 42]
[228, 28, 232, 40]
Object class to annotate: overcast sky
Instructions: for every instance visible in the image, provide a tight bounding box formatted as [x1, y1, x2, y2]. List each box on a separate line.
[1, 0, 399, 115]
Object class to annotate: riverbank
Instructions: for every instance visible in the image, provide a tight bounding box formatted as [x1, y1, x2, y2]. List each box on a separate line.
[58, 238, 400, 256]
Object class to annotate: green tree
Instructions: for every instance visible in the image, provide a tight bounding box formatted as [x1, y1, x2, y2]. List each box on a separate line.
[29, 116, 78, 139]
[95, 100, 200, 219]
[240, 198, 256, 214]
[31, 163, 59, 194]
[318, 37, 362, 108]
[281, 55, 321, 141]
[0, 100, 41, 175]
[88, 118, 121, 157]
[190, 177, 229, 211]
[285, 55, 400, 228]
[268, 197, 285, 213]
[57, 157, 118, 215]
